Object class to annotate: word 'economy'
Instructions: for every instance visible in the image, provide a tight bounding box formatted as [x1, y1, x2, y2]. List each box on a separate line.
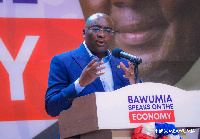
[128, 95, 172, 104]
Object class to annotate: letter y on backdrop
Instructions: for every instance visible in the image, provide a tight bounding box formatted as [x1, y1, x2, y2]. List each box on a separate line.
[0, 36, 39, 100]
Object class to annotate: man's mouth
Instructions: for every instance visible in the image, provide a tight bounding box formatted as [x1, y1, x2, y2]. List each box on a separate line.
[115, 21, 168, 46]
[97, 40, 106, 46]
[116, 28, 162, 46]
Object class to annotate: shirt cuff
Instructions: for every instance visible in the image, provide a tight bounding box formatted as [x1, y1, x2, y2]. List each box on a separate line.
[75, 78, 85, 94]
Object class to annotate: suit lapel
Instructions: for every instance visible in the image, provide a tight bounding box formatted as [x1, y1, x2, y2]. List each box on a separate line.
[110, 56, 121, 90]
[72, 43, 104, 92]
[110, 56, 130, 90]
[72, 43, 91, 70]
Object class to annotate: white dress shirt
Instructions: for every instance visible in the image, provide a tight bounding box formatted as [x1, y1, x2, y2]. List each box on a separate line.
[75, 41, 114, 94]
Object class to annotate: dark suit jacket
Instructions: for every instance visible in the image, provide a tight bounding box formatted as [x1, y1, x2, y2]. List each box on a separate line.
[45, 43, 130, 117]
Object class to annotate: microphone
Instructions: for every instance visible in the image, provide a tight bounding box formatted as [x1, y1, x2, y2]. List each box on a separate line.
[112, 48, 142, 64]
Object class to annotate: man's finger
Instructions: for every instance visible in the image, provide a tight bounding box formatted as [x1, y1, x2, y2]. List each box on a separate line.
[120, 62, 127, 71]
[87, 58, 98, 67]
[95, 66, 106, 73]
[128, 62, 134, 70]
[92, 61, 104, 69]
[95, 72, 105, 77]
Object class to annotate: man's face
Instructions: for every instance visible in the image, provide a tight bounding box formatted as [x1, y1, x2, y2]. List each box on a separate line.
[84, 15, 114, 57]
[79, 0, 200, 85]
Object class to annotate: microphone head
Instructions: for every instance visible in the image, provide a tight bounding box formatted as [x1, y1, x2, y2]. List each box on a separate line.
[112, 48, 124, 58]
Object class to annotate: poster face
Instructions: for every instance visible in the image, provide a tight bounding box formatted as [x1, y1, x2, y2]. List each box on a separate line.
[79, 0, 200, 88]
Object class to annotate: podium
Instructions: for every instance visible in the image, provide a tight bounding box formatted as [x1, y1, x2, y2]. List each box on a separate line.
[58, 83, 200, 139]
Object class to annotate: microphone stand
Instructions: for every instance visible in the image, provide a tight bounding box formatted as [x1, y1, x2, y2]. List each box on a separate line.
[133, 63, 141, 84]
[129, 58, 142, 84]
[127, 55, 142, 84]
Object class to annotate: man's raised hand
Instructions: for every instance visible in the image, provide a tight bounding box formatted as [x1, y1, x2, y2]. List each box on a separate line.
[79, 58, 106, 87]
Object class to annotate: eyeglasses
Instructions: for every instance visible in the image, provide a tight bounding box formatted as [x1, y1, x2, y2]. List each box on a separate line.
[86, 27, 114, 35]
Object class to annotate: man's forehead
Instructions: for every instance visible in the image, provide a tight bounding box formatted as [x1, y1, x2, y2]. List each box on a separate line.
[87, 13, 104, 23]
[86, 14, 113, 28]
[88, 14, 102, 21]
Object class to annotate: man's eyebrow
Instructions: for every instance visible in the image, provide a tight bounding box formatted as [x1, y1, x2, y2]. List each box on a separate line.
[90, 25, 112, 29]
[90, 25, 101, 28]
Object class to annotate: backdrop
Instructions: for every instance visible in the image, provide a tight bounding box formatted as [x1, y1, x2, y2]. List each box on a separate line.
[0, 0, 199, 138]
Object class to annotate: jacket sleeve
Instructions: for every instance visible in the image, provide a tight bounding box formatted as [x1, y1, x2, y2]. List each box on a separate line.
[45, 56, 78, 117]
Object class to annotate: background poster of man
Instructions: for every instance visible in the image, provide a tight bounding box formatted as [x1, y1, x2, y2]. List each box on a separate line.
[79, 0, 200, 90]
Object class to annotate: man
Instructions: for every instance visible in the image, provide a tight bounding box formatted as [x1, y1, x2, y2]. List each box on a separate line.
[45, 13, 135, 117]
[79, 0, 200, 88]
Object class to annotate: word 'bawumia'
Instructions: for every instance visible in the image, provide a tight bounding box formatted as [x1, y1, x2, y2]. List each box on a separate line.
[128, 95, 172, 104]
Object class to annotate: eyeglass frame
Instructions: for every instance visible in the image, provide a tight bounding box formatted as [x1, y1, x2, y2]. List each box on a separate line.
[85, 26, 114, 35]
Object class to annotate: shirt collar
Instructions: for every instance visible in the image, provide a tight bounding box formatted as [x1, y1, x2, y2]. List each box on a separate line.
[83, 41, 111, 63]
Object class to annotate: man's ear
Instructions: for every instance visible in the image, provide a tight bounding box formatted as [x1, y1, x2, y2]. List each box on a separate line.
[83, 29, 85, 38]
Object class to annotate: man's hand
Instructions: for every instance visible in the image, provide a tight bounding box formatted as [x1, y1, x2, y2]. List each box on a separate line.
[79, 58, 106, 87]
[120, 62, 135, 84]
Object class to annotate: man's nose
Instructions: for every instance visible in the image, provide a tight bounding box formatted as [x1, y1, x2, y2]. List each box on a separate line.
[97, 29, 105, 38]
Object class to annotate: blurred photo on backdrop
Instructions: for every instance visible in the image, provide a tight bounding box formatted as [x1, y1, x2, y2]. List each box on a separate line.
[79, 0, 200, 89]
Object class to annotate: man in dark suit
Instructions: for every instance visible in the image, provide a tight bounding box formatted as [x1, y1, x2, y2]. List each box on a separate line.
[45, 13, 136, 117]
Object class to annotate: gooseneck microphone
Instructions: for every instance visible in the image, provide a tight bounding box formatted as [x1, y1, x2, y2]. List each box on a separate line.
[112, 48, 142, 64]
[112, 48, 143, 84]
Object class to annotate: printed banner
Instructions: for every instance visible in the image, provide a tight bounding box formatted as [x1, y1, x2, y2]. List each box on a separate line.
[0, 18, 85, 121]
[128, 95, 175, 123]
